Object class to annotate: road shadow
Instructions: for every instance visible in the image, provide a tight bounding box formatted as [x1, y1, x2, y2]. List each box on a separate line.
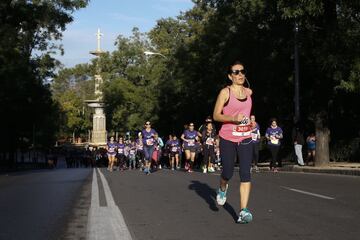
[188, 180, 219, 211]
[188, 180, 238, 221]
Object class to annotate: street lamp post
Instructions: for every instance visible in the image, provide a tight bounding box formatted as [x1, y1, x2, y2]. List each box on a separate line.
[294, 21, 300, 123]
[144, 51, 167, 59]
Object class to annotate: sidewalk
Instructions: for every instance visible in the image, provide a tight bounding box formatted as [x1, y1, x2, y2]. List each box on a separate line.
[279, 162, 360, 176]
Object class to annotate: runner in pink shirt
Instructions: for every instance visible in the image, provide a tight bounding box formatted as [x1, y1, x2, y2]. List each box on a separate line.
[213, 60, 254, 224]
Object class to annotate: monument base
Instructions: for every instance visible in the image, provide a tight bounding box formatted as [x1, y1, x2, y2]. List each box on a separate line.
[91, 130, 107, 146]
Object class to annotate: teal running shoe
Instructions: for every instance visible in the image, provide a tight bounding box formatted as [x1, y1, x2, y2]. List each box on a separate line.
[216, 184, 228, 206]
[237, 208, 253, 224]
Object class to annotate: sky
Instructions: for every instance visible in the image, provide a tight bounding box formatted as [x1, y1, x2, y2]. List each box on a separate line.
[55, 0, 194, 68]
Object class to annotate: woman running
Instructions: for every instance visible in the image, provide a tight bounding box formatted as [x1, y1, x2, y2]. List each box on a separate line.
[142, 121, 157, 175]
[117, 136, 126, 171]
[250, 115, 261, 172]
[213, 60, 254, 223]
[136, 133, 145, 170]
[106, 136, 117, 172]
[169, 135, 181, 170]
[265, 118, 283, 172]
[201, 122, 217, 173]
[181, 122, 199, 173]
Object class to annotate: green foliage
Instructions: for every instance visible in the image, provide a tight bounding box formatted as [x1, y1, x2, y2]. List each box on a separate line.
[330, 138, 360, 162]
[50, 0, 359, 164]
[52, 63, 94, 137]
[0, 0, 88, 152]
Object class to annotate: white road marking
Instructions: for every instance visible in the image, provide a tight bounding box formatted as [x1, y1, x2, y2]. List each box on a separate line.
[281, 186, 335, 200]
[87, 169, 133, 240]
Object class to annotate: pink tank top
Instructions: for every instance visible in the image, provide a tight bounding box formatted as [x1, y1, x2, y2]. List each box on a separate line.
[219, 87, 252, 142]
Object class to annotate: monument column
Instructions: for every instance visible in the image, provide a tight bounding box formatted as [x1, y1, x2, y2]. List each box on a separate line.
[85, 28, 107, 146]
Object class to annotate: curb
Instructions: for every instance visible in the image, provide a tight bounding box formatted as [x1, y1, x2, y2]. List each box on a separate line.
[281, 165, 360, 176]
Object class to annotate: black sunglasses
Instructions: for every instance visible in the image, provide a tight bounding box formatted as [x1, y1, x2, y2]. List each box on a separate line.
[229, 69, 246, 75]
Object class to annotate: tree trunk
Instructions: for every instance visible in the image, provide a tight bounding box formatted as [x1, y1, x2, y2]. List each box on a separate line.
[315, 112, 330, 167]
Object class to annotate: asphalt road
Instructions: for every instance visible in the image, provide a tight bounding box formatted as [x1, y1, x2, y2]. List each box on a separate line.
[0, 168, 92, 240]
[1, 166, 360, 240]
[101, 168, 360, 240]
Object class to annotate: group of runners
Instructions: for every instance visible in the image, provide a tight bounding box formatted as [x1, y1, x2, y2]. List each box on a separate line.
[105, 118, 222, 174]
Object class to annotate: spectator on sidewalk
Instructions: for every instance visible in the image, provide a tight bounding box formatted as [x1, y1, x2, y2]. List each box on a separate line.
[265, 118, 283, 172]
[306, 133, 316, 165]
[292, 124, 305, 166]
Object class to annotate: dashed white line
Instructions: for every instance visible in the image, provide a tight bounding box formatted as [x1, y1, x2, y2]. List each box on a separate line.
[87, 169, 133, 240]
[281, 186, 335, 200]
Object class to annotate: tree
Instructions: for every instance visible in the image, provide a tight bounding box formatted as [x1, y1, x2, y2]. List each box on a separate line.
[0, 0, 88, 165]
[52, 63, 94, 139]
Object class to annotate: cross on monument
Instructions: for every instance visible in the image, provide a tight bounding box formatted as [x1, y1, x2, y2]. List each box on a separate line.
[96, 28, 103, 52]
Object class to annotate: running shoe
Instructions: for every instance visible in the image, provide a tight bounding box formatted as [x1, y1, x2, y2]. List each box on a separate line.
[176, 165, 181, 170]
[158, 165, 162, 170]
[202, 166, 207, 173]
[237, 208, 253, 224]
[171, 167, 175, 171]
[187, 168, 193, 173]
[216, 184, 228, 206]
[208, 167, 215, 173]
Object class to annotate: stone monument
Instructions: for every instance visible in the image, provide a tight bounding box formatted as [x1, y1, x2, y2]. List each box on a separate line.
[85, 28, 107, 146]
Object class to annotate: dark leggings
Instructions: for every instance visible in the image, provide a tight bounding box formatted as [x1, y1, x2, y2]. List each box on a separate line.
[220, 137, 253, 182]
[268, 145, 281, 168]
[202, 145, 215, 166]
[252, 142, 260, 166]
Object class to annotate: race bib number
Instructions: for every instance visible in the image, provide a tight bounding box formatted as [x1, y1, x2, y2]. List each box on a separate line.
[171, 146, 178, 152]
[130, 150, 135, 154]
[232, 124, 252, 137]
[270, 136, 279, 145]
[108, 147, 115, 153]
[118, 148, 124, 154]
[146, 139, 154, 145]
[188, 139, 195, 146]
[205, 137, 214, 146]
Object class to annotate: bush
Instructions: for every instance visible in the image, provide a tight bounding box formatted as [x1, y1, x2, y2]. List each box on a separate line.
[330, 138, 360, 162]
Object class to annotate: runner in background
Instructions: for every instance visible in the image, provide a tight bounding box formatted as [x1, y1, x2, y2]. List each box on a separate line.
[152, 133, 164, 170]
[169, 135, 181, 170]
[128, 139, 137, 170]
[136, 133, 145, 170]
[265, 118, 283, 172]
[201, 122, 216, 173]
[117, 136, 126, 171]
[142, 121, 157, 175]
[250, 115, 261, 172]
[164, 134, 173, 169]
[181, 122, 200, 173]
[198, 116, 216, 134]
[106, 136, 117, 172]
